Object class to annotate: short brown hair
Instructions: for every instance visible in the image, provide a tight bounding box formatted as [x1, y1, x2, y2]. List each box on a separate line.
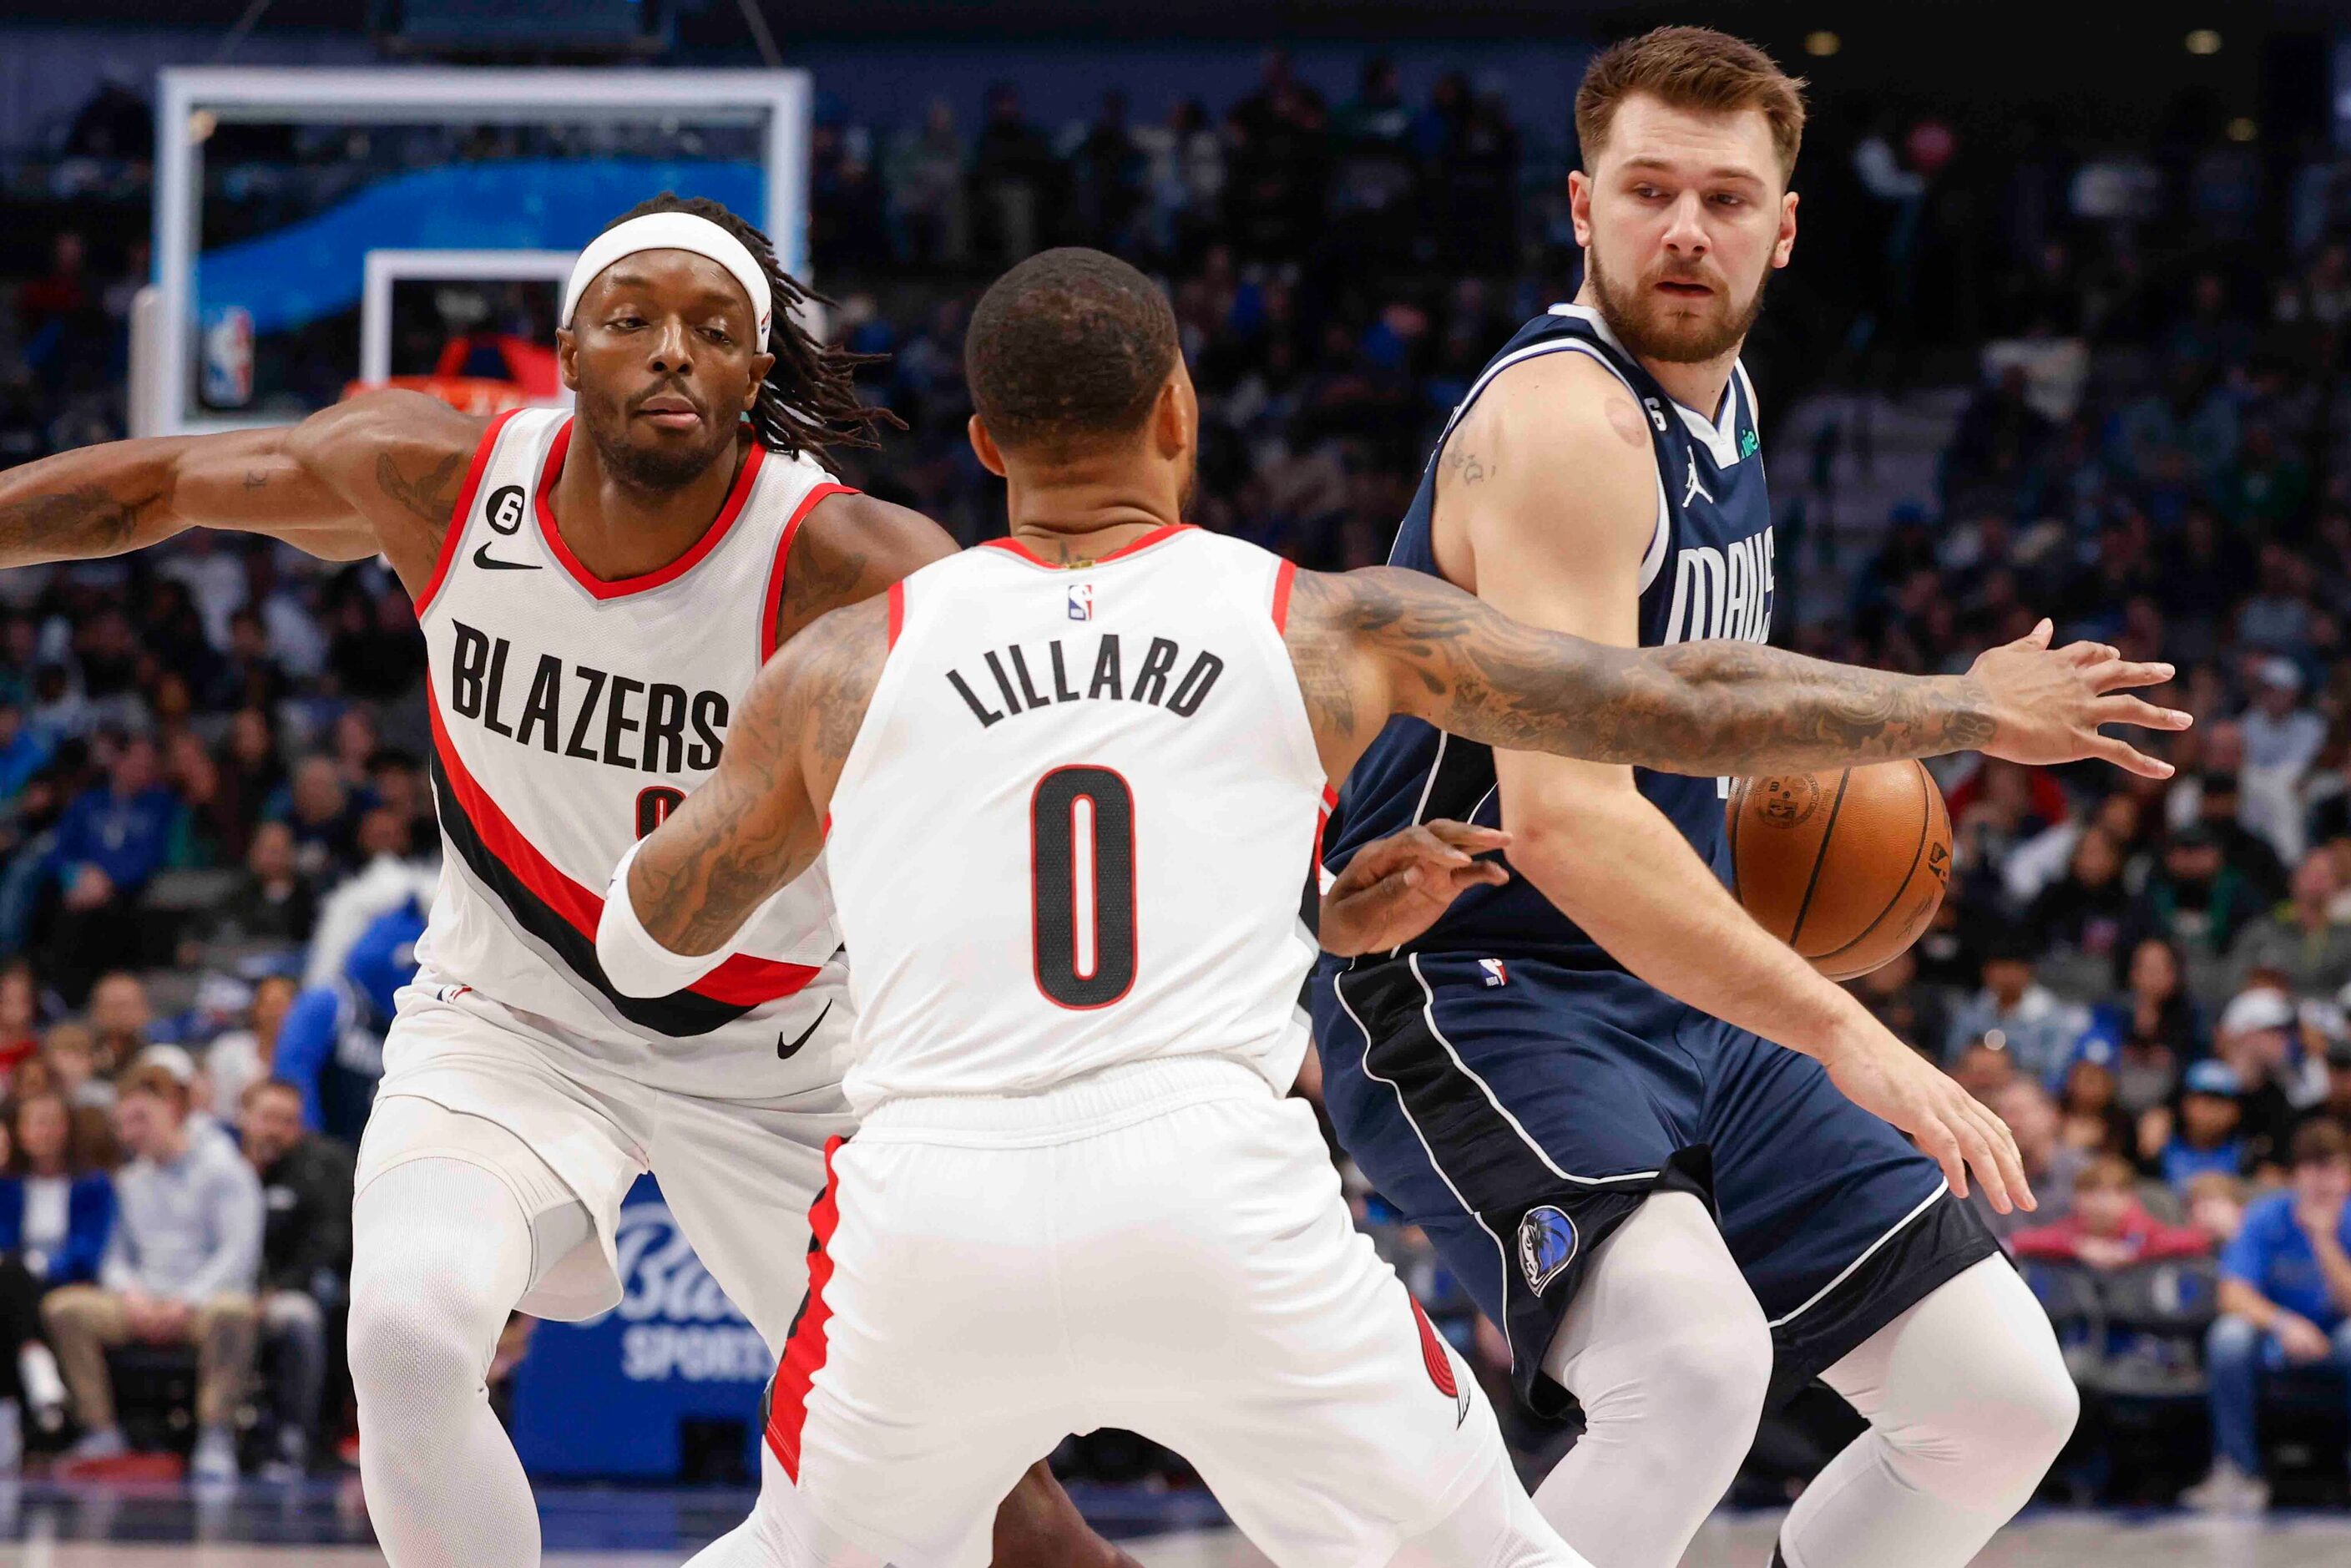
[119, 1064, 189, 1115]
[2291, 1116, 2350, 1168]
[1576, 27, 1807, 182]
[2077, 1155, 2137, 1193]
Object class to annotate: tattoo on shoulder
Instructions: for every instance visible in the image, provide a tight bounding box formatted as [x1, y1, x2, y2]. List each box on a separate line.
[1444, 442, 1494, 486]
[373, 448, 468, 528]
[788, 599, 888, 773]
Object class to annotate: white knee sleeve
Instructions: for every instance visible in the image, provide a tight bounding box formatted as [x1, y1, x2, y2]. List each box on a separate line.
[1781, 1256, 2078, 1568]
[1532, 1192, 1772, 1568]
[351, 1155, 589, 1568]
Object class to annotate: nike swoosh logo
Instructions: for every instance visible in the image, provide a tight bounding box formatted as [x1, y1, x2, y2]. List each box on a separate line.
[776, 999, 832, 1060]
[473, 543, 542, 571]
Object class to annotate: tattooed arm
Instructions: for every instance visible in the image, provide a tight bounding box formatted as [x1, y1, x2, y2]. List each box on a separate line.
[601, 596, 887, 985]
[0, 388, 482, 596]
[771, 490, 956, 645]
[1284, 564, 2185, 785]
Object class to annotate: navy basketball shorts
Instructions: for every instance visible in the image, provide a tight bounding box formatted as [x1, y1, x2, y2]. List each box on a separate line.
[1312, 951, 2001, 1414]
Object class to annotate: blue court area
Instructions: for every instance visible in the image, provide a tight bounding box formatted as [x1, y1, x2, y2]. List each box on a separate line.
[0, 1482, 2343, 1565]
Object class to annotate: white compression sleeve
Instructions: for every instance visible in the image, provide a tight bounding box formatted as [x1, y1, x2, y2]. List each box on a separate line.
[351, 1156, 585, 1568]
[1777, 1256, 2079, 1568]
[1530, 1191, 1773, 1568]
[598, 838, 736, 997]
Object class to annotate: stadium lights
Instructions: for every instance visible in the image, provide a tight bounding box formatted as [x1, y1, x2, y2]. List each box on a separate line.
[2185, 28, 2222, 55]
[1805, 31, 1841, 57]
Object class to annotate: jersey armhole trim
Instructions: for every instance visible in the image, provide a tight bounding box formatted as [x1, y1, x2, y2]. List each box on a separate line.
[885, 579, 905, 650]
[412, 407, 519, 620]
[758, 480, 860, 660]
[1271, 559, 1297, 631]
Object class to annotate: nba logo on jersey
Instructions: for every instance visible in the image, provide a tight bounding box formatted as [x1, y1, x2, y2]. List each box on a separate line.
[1517, 1206, 1578, 1292]
[1067, 584, 1094, 621]
[1479, 958, 1509, 987]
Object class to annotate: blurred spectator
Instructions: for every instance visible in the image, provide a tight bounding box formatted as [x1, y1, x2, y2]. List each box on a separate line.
[2082, 936, 2202, 1115]
[193, 822, 316, 954]
[0, 1090, 103, 1456]
[281, 897, 423, 1140]
[43, 736, 178, 999]
[0, 961, 39, 1083]
[887, 99, 968, 267]
[2055, 1044, 2135, 1157]
[2192, 1118, 2351, 1514]
[1847, 948, 1949, 1055]
[2011, 1153, 2212, 1268]
[2210, 981, 2326, 1171]
[270, 756, 361, 882]
[84, 970, 149, 1080]
[0, 702, 56, 804]
[205, 974, 301, 1120]
[2153, 1060, 2252, 1191]
[1953, 1037, 2018, 1102]
[42, 1024, 111, 1116]
[1945, 931, 2088, 1084]
[2187, 1171, 2250, 1246]
[2130, 828, 2270, 999]
[43, 1065, 260, 1481]
[969, 84, 1059, 265]
[2025, 825, 2134, 1001]
[1977, 1079, 2085, 1244]
[238, 1077, 351, 1480]
[2230, 849, 2351, 999]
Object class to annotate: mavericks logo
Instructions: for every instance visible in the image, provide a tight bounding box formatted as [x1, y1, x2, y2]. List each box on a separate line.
[1517, 1205, 1579, 1293]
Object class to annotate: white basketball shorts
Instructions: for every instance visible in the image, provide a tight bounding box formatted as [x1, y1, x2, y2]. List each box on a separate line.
[746, 1055, 1512, 1568]
[356, 979, 857, 1343]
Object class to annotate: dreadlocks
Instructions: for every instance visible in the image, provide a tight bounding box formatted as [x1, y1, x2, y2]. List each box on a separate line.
[603, 193, 902, 462]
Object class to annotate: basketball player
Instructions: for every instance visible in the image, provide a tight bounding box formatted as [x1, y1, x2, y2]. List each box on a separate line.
[597, 248, 2182, 1568]
[1312, 28, 2137, 1568]
[0, 197, 1134, 1568]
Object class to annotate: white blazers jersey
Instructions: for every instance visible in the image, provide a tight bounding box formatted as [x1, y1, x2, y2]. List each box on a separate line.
[413, 407, 853, 1097]
[827, 525, 1332, 1110]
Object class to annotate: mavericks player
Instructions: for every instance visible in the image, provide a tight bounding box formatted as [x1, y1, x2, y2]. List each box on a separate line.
[1313, 29, 2184, 1568]
[0, 198, 1129, 1567]
[597, 248, 2179, 1568]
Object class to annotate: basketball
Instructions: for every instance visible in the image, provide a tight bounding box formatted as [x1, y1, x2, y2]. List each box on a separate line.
[1726, 761, 1952, 982]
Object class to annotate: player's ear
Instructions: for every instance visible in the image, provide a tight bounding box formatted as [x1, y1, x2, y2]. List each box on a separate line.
[1567, 169, 1595, 249]
[555, 326, 580, 392]
[1152, 366, 1195, 460]
[744, 350, 776, 415]
[1773, 189, 1798, 269]
[967, 414, 1009, 478]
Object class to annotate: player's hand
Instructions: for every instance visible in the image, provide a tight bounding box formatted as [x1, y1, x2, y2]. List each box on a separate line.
[1966, 619, 2191, 779]
[2274, 1311, 2333, 1363]
[1318, 821, 1511, 958]
[1818, 1026, 2035, 1215]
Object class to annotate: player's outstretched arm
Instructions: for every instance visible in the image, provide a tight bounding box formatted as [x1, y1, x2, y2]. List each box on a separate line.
[0, 388, 480, 594]
[1285, 564, 2187, 786]
[599, 595, 887, 994]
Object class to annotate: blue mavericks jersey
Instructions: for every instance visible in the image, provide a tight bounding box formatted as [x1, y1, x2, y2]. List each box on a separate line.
[1323, 303, 1776, 970]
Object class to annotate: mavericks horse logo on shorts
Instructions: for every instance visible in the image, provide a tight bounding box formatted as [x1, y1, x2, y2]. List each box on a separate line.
[1517, 1205, 1578, 1293]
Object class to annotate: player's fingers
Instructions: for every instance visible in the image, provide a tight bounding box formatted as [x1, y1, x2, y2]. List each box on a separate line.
[2084, 658, 2176, 692]
[1449, 862, 1510, 890]
[2091, 694, 2193, 732]
[1425, 821, 1513, 854]
[2015, 618, 2054, 650]
[1965, 1099, 2035, 1213]
[1914, 1119, 1969, 1201]
[1953, 1117, 2013, 1214]
[2091, 733, 2177, 780]
[2054, 640, 2116, 667]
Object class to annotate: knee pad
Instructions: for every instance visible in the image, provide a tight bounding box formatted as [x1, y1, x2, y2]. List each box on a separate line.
[350, 1158, 536, 1414]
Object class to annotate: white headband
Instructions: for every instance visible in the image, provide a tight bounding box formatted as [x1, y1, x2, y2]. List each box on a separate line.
[561, 212, 773, 342]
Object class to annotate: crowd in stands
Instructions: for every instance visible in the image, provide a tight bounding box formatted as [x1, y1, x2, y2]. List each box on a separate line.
[3, 57, 2351, 1505]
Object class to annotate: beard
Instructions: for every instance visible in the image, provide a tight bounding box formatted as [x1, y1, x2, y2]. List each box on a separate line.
[1586, 244, 1769, 366]
[577, 385, 738, 493]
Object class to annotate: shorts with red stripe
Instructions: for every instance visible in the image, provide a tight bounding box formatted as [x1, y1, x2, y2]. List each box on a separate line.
[745, 1054, 1515, 1568]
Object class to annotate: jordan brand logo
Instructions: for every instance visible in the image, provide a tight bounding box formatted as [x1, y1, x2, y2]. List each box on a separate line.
[1683, 458, 1713, 508]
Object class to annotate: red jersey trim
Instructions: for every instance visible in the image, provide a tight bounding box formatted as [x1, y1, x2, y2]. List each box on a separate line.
[412, 408, 519, 620]
[766, 1136, 846, 1481]
[884, 580, 906, 650]
[1271, 559, 1297, 631]
[980, 522, 1195, 569]
[534, 419, 771, 601]
[758, 481, 859, 661]
[424, 679, 817, 1008]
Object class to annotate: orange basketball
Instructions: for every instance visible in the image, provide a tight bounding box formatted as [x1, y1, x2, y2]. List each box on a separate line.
[1726, 761, 1953, 982]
